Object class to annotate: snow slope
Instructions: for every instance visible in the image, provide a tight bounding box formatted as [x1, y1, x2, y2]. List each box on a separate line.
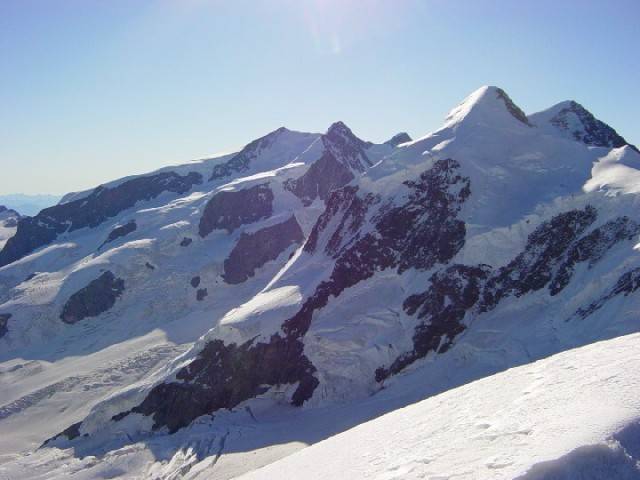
[242, 333, 640, 480]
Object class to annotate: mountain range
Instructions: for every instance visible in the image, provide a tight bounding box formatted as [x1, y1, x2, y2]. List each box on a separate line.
[1, 86, 640, 479]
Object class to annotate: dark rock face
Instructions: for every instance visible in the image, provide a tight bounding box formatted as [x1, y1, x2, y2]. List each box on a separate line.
[285, 122, 371, 206]
[550, 101, 637, 151]
[145, 262, 155, 270]
[575, 267, 640, 320]
[42, 421, 82, 447]
[190, 276, 201, 288]
[285, 152, 355, 206]
[130, 336, 318, 433]
[209, 128, 287, 181]
[101, 220, 136, 248]
[496, 88, 532, 126]
[179, 237, 192, 247]
[0, 313, 11, 338]
[223, 216, 304, 284]
[481, 206, 598, 311]
[0, 171, 202, 267]
[377, 264, 491, 381]
[384, 132, 412, 147]
[549, 217, 639, 295]
[196, 288, 208, 301]
[60, 271, 125, 324]
[198, 184, 274, 237]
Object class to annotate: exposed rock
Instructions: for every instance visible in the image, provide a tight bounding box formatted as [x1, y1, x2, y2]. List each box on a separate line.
[496, 87, 532, 126]
[384, 132, 412, 147]
[129, 336, 317, 433]
[285, 122, 371, 206]
[190, 276, 201, 288]
[42, 422, 82, 447]
[100, 220, 136, 248]
[60, 271, 125, 324]
[198, 184, 274, 237]
[575, 267, 640, 320]
[481, 206, 598, 311]
[377, 264, 491, 381]
[196, 288, 208, 301]
[209, 127, 287, 181]
[550, 216, 639, 295]
[179, 237, 193, 247]
[223, 216, 304, 284]
[0, 313, 11, 338]
[551, 101, 636, 150]
[0, 171, 202, 267]
[145, 262, 155, 270]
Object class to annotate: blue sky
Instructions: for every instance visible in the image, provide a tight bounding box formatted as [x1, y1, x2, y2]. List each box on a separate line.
[2, 0, 639, 194]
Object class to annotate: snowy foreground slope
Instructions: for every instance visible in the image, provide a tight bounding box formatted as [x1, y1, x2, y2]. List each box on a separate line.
[243, 333, 640, 480]
[2, 85, 640, 478]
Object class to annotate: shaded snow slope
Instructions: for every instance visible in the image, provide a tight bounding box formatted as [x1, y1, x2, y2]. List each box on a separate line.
[242, 334, 640, 480]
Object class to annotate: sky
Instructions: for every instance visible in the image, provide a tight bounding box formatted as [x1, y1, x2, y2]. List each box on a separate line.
[1, 0, 639, 195]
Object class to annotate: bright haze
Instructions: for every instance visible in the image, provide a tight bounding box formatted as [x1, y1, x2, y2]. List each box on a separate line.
[2, 0, 639, 194]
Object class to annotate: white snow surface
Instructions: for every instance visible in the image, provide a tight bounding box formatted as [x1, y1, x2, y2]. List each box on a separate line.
[242, 333, 640, 480]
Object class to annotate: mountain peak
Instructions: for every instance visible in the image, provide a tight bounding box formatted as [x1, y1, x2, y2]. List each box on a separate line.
[384, 132, 412, 147]
[529, 100, 637, 151]
[444, 86, 531, 130]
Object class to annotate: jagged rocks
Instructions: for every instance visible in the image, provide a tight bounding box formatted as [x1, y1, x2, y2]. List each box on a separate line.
[127, 335, 318, 433]
[549, 216, 639, 295]
[551, 101, 635, 150]
[0, 313, 11, 338]
[377, 264, 490, 381]
[190, 276, 201, 288]
[179, 237, 193, 247]
[223, 216, 304, 284]
[575, 267, 640, 320]
[285, 122, 371, 206]
[481, 206, 598, 311]
[101, 220, 136, 248]
[209, 127, 286, 181]
[0, 171, 202, 267]
[198, 184, 274, 237]
[496, 87, 532, 126]
[60, 271, 125, 324]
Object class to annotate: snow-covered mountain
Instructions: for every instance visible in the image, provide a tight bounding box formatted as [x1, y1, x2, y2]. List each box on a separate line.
[2, 86, 640, 479]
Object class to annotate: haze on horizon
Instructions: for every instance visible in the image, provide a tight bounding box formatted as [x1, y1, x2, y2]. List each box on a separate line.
[2, 0, 639, 195]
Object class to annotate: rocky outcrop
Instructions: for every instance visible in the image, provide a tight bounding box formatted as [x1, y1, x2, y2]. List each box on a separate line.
[0, 313, 11, 338]
[196, 288, 208, 301]
[0, 171, 202, 267]
[550, 101, 636, 150]
[198, 184, 274, 237]
[377, 264, 491, 381]
[209, 128, 286, 181]
[190, 276, 201, 288]
[481, 206, 598, 311]
[179, 237, 192, 247]
[384, 132, 412, 147]
[100, 220, 136, 248]
[549, 216, 639, 295]
[223, 216, 304, 284]
[285, 122, 371, 206]
[127, 336, 318, 433]
[574, 267, 640, 320]
[60, 271, 125, 324]
[496, 87, 532, 126]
